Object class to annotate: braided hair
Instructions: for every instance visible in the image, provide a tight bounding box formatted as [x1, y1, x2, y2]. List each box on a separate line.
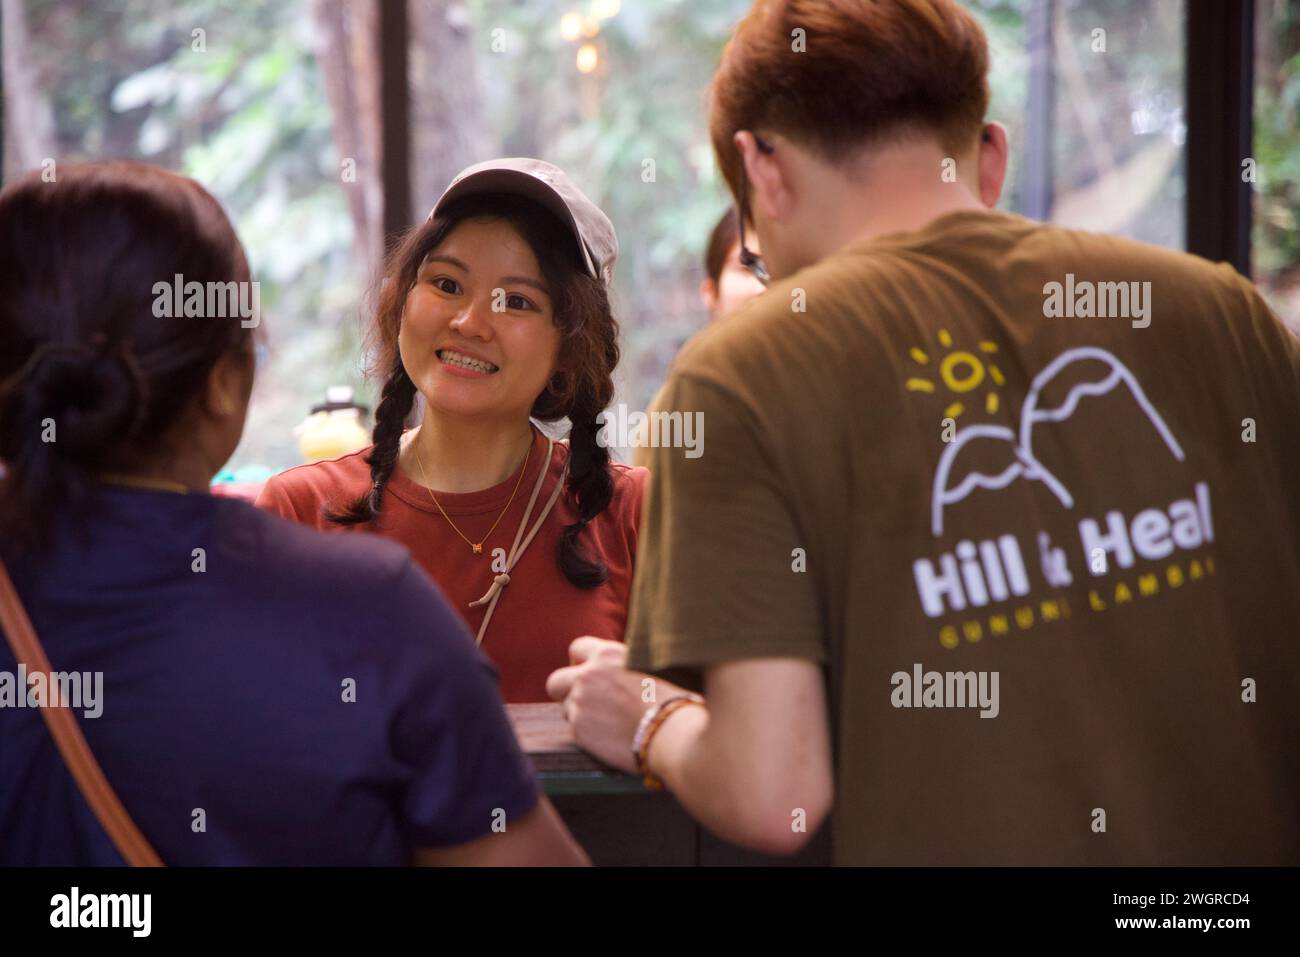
[326, 193, 619, 588]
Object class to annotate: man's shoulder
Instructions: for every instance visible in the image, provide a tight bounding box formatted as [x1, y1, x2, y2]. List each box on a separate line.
[1024, 219, 1243, 283]
[670, 289, 797, 388]
[856, 207, 1243, 292]
[666, 213, 1267, 409]
[1015, 221, 1274, 342]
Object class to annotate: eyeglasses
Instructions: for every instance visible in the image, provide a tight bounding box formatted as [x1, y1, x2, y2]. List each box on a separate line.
[734, 134, 774, 286]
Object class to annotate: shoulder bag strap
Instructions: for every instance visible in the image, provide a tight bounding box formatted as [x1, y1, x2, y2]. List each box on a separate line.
[0, 558, 162, 866]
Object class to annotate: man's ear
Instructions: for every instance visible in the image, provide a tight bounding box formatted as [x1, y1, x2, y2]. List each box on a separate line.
[977, 121, 1009, 208]
[734, 130, 789, 223]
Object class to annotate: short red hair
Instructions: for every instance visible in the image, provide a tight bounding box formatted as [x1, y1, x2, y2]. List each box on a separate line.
[710, 0, 990, 206]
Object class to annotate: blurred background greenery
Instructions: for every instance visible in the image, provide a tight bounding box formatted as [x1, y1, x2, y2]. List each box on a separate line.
[2, 0, 1296, 475]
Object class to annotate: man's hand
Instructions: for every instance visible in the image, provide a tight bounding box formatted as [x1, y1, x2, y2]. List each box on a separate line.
[548, 642, 832, 854]
[545, 637, 683, 775]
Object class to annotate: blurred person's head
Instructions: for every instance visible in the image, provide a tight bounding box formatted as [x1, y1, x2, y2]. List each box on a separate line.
[0, 161, 256, 550]
[710, 0, 1007, 282]
[701, 208, 766, 319]
[330, 165, 620, 589]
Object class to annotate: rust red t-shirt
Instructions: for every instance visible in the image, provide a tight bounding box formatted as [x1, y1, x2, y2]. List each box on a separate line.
[257, 425, 647, 702]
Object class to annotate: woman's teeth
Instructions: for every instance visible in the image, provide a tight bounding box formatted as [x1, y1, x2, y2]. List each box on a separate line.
[438, 350, 498, 373]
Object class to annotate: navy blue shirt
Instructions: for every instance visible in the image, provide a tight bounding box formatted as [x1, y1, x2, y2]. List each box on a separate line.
[0, 486, 540, 865]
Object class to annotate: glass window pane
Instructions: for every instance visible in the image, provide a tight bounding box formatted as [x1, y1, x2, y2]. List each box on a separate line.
[3, 1, 1208, 478]
[967, 0, 1186, 247]
[2, 0, 372, 477]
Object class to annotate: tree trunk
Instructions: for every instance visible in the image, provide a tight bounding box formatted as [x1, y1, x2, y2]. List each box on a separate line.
[408, 0, 493, 219]
[2, 0, 58, 180]
[311, 0, 384, 274]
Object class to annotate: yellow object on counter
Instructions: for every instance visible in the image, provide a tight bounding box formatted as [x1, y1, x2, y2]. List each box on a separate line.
[297, 409, 370, 463]
[295, 386, 371, 463]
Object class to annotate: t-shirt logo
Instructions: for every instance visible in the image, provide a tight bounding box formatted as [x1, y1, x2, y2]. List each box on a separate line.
[930, 346, 1185, 536]
[905, 339, 1217, 649]
[904, 329, 1006, 421]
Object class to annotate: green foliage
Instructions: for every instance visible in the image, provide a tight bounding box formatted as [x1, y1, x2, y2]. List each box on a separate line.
[1254, 5, 1300, 273]
[26, 0, 366, 471]
[18, 0, 1299, 471]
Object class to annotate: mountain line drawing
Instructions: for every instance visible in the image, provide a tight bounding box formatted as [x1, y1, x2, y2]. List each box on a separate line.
[930, 346, 1185, 537]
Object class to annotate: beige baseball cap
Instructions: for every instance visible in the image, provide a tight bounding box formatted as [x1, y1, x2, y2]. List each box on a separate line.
[428, 157, 618, 286]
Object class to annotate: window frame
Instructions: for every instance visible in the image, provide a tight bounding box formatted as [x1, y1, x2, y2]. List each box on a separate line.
[1185, 0, 1256, 275]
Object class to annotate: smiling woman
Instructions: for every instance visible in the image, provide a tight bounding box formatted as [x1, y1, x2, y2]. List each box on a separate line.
[401, 215, 564, 439]
[256, 159, 647, 702]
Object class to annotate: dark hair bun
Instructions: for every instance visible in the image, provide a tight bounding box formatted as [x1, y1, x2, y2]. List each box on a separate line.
[0, 161, 252, 550]
[2, 343, 147, 464]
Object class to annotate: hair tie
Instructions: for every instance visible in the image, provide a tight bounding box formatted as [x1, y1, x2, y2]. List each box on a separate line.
[1, 341, 96, 394]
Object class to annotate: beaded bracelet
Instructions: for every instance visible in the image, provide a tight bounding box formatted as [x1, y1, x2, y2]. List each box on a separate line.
[632, 693, 705, 791]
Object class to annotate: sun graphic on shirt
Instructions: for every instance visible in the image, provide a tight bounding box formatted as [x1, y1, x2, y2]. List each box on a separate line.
[905, 330, 1005, 419]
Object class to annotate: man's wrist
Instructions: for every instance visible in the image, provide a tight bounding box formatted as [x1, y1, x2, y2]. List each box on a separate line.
[634, 693, 707, 791]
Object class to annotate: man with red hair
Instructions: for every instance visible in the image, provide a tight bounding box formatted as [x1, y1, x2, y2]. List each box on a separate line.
[549, 0, 1300, 865]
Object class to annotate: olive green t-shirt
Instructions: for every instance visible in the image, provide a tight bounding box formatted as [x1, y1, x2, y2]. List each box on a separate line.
[625, 208, 1300, 865]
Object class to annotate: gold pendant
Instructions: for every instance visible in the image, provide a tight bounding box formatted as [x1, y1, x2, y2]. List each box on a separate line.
[472, 544, 482, 555]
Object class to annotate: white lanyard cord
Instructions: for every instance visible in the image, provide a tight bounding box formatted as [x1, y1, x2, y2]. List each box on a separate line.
[468, 434, 569, 646]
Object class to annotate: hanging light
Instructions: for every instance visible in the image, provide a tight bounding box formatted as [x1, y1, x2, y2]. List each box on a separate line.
[593, 0, 621, 19]
[560, 12, 582, 41]
[576, 43, 599, 73]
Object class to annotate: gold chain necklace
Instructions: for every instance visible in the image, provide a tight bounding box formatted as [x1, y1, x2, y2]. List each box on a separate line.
[97, 472, 192, 495]
[409, 433, 532, 555]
